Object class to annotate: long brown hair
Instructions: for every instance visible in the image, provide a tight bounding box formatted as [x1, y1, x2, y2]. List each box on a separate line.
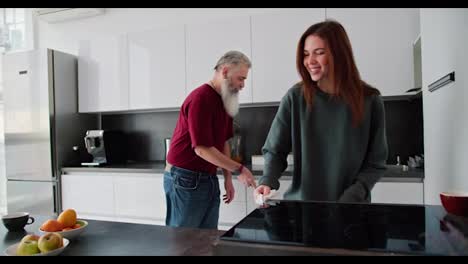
[296, 19, 379, 125]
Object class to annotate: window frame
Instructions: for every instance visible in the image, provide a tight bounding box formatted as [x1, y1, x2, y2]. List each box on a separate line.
[0, 8, 34, 53]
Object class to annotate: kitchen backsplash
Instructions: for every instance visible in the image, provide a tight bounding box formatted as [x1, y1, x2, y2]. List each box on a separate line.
[236, 106, 278, 163]
[102, 111, 180, 162]
[102, 106, 278, 162]
[102, 96, 424, 165]
[383, 96, 424, 166]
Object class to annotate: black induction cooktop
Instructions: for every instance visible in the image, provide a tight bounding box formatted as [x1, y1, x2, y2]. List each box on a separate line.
[220, 200, 468, 255]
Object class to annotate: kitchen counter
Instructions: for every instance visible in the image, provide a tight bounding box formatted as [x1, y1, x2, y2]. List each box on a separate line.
[1, 215, 223, 256]
[62, 161, 294, 178]
[63, 161, 169, 174]
[383, 164, 424, 182]
[62, 162, 423, 182]
[2, 202, 466, 256]
[215, 201, 468, 256]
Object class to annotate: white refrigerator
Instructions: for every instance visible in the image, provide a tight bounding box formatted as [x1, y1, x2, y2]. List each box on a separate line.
[2, 49, 97, 215]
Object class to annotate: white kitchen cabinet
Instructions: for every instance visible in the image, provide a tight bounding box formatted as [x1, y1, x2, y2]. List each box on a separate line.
[78, 34, 129, 112]
[127, 25, 186, 110]
[218, 202, 246, 230]
[326, 8, 378, 94]
[61, 172, 166, 225]
[251, 9, 325, 103]
[371, 182, 424, 205]
[326, 8, 420, 96]
[373, 9, 420, 95]
[61, 173, 115, 217]
[114, 173, 166, 221]
[218, 177, 247, 203]
[186, 16, 252, 103]
[218, 177, 247, 229]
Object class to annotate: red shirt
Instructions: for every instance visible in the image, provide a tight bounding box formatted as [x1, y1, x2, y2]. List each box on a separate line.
[167, 84, 233, 175]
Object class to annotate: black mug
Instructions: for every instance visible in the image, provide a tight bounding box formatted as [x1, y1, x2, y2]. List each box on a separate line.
[1, 212, 35, 232]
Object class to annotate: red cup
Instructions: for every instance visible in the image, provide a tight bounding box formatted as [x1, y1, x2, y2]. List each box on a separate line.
[440, 192, 468, 217]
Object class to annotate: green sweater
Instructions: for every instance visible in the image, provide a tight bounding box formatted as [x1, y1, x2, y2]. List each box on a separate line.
[259, 84, 388, 203]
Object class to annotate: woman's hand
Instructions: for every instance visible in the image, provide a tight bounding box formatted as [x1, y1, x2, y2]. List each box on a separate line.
[254, 185, 271, 197]
[253, 185, 273, 207]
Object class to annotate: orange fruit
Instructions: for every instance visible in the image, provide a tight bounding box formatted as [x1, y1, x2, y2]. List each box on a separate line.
[40, 219, 64, 232]
[62, 227, 73, 231]
[72, 223, 81, 229]
[57, 209, 77, 228]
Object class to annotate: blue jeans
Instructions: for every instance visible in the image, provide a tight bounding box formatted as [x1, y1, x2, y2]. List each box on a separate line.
[164, 165, 220, 229]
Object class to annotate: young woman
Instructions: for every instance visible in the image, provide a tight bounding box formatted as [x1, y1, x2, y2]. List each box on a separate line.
[255, 20, 388, 203]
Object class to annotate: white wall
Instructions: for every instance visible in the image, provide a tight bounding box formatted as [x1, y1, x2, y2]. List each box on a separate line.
[35, 8, 295, 55]
[24, 8, 35, 51]
[0, 54, 6, 214]
[326, 8, 420, 96]
[421, 8, 468, 204]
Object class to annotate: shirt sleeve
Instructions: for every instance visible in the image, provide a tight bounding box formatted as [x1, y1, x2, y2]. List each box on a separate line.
[187, 96, 215, 149]
[354, 95, 389, 199]
[258, 92, 293, 190]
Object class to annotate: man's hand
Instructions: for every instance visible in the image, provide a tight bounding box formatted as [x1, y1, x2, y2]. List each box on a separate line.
[237, 167, 257, 188]
[223, 178, 235, 204]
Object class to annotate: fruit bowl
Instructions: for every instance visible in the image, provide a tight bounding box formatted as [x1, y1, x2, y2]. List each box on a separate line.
[4, 238, 69, 256]
[440, 192, 468, 217]
[39, 220, 88, 240]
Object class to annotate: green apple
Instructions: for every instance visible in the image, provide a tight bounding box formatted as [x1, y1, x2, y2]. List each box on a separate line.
[16, 240, 41, 256]
[20, 234, 40, 243]
[38, 232, 63, 253]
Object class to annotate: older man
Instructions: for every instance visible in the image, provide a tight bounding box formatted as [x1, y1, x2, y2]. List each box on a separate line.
[165, 50, 256, 229]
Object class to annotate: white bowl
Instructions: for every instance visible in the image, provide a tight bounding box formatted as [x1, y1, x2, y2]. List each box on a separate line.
[4, 238, 70, 256]
[39, 220, 88, 240]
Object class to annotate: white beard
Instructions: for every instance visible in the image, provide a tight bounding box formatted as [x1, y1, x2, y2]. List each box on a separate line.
[221, 79, 239, 117]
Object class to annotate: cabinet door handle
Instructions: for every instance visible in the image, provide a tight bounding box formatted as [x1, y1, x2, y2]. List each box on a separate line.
[428, 71, 455, 92]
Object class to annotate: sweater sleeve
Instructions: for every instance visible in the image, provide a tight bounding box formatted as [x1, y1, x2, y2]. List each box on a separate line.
[258, 91, 293, 190]
[340, 95, 388, 202]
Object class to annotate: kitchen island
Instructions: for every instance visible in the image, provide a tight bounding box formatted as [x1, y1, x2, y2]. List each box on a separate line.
[215, 201, 468, 256]
[1, 216, 223, 256]
[2, 201, 467, 256]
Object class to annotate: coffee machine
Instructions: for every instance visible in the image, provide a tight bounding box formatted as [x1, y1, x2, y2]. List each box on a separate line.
[82, 130, 127, 166]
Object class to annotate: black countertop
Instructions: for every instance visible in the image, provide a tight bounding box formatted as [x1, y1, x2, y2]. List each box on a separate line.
[62, 161, 294, 178]
[1, 216, 223, 256]
[62, 162, 423, 182]
[3, 202, 462, 256]
[215, 201, 468, 256]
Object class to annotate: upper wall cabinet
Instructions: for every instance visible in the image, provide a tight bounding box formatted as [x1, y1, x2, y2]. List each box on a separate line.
[251, 9, 325, 103]
[326, 8, 420, 96]
[186, 16, 252, 103]
[127, 25, 186, 110]
[78, 35, 129, 112]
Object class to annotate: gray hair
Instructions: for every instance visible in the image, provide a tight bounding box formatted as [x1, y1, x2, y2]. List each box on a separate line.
[214, 50, 252, 71]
